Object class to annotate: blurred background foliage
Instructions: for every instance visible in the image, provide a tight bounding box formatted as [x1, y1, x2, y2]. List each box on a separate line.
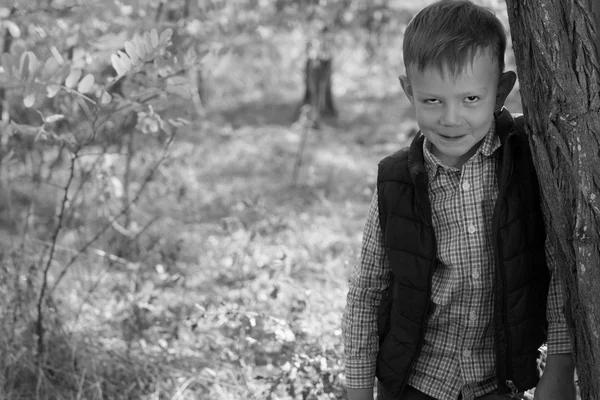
[0, 0, 520, 399]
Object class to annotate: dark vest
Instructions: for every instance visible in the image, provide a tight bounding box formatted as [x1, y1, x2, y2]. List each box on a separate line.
[375, 109, 550, 398]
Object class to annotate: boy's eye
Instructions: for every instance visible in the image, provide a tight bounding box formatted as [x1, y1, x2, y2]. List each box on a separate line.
[423, 99, 440, 104]
[465, 96, 480, 103]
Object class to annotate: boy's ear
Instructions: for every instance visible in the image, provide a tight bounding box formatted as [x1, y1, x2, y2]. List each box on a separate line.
[495, 70, 517, 110]
[398, 75, 414, 104]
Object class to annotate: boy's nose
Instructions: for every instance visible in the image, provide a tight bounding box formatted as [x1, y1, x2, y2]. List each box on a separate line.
[440, 105, 461, 126]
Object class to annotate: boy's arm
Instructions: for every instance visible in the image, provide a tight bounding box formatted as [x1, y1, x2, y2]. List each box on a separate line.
[545, 241, 572, 356]
[534, 241, 576, 400]
[342, 189, 392, 400]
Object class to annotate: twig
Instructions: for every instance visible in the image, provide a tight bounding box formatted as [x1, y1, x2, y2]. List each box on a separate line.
[35, 151, 78, 362]
[171, 377, 198, 400]
[27, 237, 129, 266]
[48, 134, 175, 296]
[291, 105, 314, 187]
[123, 124, 135, 229]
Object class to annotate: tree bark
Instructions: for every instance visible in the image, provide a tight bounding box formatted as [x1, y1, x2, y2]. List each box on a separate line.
[299, 25, 337, 128]
[504, 1, 600, 398]
[301, 55, 337, 124]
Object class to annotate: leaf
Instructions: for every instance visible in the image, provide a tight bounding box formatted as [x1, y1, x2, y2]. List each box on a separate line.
[111, 53, 125, 75]
[5, 21, 20, 38]
[41, 56, 59, 81]
[2, 53, 13, 78]
[19, 52, 29, 81]
[165, 84, 191, 99]
[117, 51, 131, 71]
[159, 28, 172, 44]
[150, 28, 159, 48]
[23, 91, 36, 108]
[10, 121, 40, 136]
[134, 36, 147, 59]
[49, 46, 65, 65]
[124, 41, 138, 64]
[24, 52, 39, 81]
[100, 91, 112, 106]
[143, 32, 154, 54]
[111, 176, 124, 198]
[77, 73, 94, 93]
[65, 68, 82, 88]
[168, 117, 190, 127]
[45, 114, 65, 124]
[160, 119, 172, 137]
[46, 84, 61, 98]
[183, 47, 197, 67]
[167, 76, 189, 85]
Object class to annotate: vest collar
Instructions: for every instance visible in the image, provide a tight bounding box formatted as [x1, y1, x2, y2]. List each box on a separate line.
[408, 134, 432, 226]
[494, 107, 518, 187]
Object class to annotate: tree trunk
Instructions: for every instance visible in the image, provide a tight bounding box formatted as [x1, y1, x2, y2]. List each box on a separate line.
[504, 1, 600, 398]
[301, 56, 337, 127]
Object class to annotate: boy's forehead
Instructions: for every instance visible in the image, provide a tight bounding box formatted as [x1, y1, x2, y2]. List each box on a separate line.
[406, 52, 499, 84]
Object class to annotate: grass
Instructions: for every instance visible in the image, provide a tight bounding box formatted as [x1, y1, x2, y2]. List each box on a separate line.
[1, 86, 414, 398]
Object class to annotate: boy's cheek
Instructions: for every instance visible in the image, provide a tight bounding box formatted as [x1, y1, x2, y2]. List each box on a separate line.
[414, 109, 439, 129]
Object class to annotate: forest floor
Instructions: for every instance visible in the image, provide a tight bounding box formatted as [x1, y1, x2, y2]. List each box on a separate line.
[108, 91, 417, 399]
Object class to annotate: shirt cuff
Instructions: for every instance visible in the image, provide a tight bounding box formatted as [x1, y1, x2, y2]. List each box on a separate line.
[547, 322, 572, 354]
[344, 357, 377, 389]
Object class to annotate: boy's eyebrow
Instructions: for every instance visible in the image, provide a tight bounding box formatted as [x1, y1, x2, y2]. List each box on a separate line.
[415, 87, 489, 97]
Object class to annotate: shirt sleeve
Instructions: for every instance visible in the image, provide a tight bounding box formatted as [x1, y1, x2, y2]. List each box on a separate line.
[342, 188, 393, 389]
[545, 240, 572, 354]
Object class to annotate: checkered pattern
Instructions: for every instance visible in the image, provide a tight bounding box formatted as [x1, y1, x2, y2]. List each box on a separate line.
[342, 126, 571, 400]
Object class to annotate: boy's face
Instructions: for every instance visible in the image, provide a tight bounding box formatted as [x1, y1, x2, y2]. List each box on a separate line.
[399, 52, 516, 168]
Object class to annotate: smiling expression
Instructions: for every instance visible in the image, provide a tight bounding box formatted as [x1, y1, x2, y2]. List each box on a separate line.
[400, 51, 514, 169]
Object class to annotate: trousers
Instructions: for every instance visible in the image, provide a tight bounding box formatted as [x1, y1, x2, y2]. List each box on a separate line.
[377, 384, 523, 400]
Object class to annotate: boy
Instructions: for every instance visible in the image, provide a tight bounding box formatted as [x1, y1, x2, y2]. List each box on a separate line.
[342, 1, 577, 400]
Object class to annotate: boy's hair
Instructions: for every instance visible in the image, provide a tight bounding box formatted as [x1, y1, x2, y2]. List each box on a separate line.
[403, 0, 507, 77]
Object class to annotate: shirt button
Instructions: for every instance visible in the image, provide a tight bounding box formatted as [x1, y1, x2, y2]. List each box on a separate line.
[467, 224, 476, 234]
[472, 271, 480, 279]
[462, 181, 471, 191]
[469, 312, 477, 321]
[463, 349, 472, 358]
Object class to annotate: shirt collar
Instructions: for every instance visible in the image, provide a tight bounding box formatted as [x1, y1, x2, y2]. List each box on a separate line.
[423, 120, 500, 180]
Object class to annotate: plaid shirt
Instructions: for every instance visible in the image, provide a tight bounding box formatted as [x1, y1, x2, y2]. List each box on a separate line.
[343, 125, 571, 400]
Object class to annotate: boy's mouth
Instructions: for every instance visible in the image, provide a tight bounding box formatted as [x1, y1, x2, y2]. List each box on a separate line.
[438, 133, 465, 140]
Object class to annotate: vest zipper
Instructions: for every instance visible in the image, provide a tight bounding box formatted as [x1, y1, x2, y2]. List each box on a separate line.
[497, 238, 513, 389]
[492, 136, 514, 394]
[397, 230, 436, 396]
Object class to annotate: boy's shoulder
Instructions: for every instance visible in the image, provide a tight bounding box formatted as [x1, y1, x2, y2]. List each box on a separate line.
[377, 135, 424, 184]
